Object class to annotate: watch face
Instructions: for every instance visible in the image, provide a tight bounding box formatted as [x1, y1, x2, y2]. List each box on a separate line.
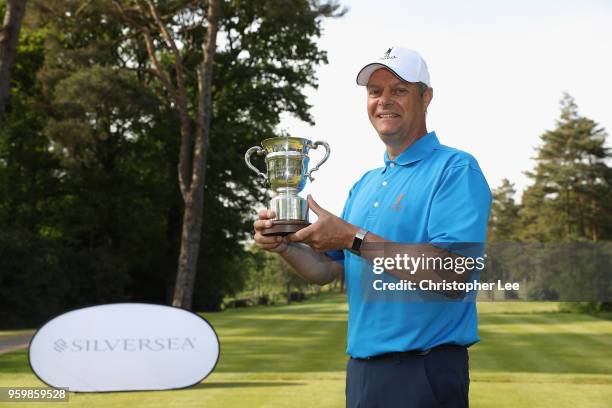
[351, 235, 363, 253]
[349, 229, 367, 255]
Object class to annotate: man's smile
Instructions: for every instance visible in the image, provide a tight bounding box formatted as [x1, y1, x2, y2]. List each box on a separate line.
[377, 113, 400, 119]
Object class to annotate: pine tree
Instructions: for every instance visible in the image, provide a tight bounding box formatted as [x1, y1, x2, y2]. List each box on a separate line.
[523, 93, 612, 242]
[520, 93, 612, 306]
[488, 178, 521, 242]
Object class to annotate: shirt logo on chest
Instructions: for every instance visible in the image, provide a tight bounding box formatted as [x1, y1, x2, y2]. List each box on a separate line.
[390, 193, 405, 212]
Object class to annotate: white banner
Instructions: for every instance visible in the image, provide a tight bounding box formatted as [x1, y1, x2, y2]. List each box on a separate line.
[28, 303, 220, 392]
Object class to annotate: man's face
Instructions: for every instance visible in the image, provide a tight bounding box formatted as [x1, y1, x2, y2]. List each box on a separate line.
[366, 68, 430, 146]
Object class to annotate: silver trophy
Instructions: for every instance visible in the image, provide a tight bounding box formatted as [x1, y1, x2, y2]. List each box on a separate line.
[245, 137, 331, 236]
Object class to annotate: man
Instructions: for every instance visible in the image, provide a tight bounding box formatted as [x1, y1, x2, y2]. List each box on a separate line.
[253, 46, 492, 408]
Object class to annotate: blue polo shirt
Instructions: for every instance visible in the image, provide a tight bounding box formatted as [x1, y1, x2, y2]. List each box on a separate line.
[338, 131, 492, 358]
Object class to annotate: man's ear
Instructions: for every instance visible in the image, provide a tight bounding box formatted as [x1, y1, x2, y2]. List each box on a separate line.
[423, 87, 433, 112]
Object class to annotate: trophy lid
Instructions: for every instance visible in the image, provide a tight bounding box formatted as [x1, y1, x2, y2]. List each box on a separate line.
[261, 136, 313, 154]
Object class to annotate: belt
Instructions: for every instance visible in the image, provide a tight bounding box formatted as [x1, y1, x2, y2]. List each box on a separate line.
[351, 343, 465, 361]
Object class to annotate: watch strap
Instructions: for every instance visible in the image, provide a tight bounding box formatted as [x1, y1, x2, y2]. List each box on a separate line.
[349, 228, 368, 255]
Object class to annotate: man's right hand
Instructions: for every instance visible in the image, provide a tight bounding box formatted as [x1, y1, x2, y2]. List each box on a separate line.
[253, 210, 288, 253]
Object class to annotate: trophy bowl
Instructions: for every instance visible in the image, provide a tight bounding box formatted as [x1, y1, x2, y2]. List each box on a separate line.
[245, 137, 330, 236]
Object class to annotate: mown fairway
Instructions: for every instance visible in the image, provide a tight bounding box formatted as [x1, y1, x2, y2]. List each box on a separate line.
[1, 293, 611, 407]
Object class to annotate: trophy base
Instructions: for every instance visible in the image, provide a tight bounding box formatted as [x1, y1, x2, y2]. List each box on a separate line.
[262, 220, 310, 237]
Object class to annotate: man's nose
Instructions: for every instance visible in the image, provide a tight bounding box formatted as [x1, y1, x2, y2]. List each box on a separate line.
[378, 89, 393, 106]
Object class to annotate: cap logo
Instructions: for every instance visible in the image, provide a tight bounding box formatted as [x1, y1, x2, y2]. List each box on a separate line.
[380, 47, 397, 60]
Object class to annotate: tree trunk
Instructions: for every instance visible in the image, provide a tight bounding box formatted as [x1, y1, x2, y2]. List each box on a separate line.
[286, 283, 291, 305]
[575, 191, 585, 239]
[564, 188, 571, 239]
[590, 198, 598, 242]
[172, 0, 220, 309]
[173, 193, 205, 308]
[0, 0, 27, 128]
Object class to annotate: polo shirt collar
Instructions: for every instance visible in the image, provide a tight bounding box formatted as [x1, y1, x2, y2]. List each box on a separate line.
[382, 131, 440, 172]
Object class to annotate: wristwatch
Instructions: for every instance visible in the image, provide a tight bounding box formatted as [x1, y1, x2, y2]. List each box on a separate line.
[348, 228, 368, 256]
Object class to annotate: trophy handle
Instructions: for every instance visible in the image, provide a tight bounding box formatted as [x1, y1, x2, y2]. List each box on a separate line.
[306, 140, 331, 182]
[245, 146, 268, 182]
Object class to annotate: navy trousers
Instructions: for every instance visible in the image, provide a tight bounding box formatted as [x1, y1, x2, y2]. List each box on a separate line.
[346, 345, 470, 408]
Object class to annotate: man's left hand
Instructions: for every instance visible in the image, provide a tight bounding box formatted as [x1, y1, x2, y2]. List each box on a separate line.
[287, 195, 359, 252]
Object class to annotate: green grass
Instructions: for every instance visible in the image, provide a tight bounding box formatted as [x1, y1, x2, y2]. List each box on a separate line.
[1, 294, 611, 407]
[0, 329, 34, 338]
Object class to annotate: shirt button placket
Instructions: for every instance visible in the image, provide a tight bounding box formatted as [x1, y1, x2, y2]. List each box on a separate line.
[369, 162, 394, 218]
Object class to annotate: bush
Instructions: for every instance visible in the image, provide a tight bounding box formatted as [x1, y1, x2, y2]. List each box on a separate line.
[288, 291, 306, 302]
[0, 229, 130, 329]
[224, 298, 256, 309]
[559, 302, 612, 314]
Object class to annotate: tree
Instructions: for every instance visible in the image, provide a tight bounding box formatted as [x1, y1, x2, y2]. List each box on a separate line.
[1, 1, 187, 326]
[0, 0, 346, 326]
[114, 0, 221, 309]
[114, 0, 345, 309]
[488, 178, 521, 242]
[0, 0, 28, 127]
[519, 94, 612, 305]
[243, 246, 310, 304]
[486, 179, 523, 299]
[522, 93, 612, 242]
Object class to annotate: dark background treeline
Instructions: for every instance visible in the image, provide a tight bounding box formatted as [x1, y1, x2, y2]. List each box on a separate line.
[1, 1, 610, 329]
[0, 0, 343, 328]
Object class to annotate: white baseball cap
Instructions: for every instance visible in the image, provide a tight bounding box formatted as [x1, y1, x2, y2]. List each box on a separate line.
[356, 46, 431, 87]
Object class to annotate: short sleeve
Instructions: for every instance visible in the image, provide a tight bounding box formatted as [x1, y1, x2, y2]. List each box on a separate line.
[428, 164, 492, 254]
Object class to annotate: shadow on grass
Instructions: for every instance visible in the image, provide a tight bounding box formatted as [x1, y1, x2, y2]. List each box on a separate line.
[191, 381, 305, 389]
[0, 349, 32, 374]
[479, 313, 604, 325]
[472, 331, 612, 374]
[209, 294, 346, 316]
[593, 312, 612, 321]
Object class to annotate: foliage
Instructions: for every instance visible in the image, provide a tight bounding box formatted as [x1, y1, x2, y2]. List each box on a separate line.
[521, 93, 612, 242]
[559, 301, 612, 314]
[487, 94, 612, 306]
[0, 0, 343, 326]
[234, 245, 313, 307]
[488, 178, 521, 243]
